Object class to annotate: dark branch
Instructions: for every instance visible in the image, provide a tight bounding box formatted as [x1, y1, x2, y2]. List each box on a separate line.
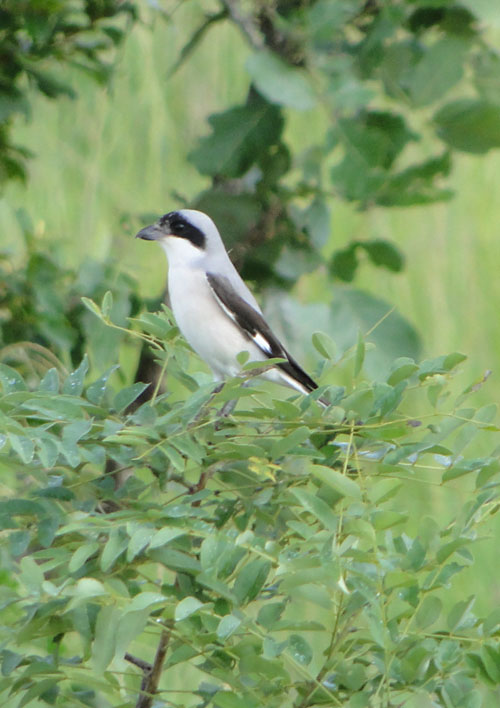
[125, 627, 171, 708]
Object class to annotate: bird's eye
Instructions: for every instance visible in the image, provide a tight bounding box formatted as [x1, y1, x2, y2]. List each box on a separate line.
[173, 221, 185, 232]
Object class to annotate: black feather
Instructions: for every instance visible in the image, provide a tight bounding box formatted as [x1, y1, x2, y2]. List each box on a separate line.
[160, 211, 206, 249]
[206, 272, 318, 393]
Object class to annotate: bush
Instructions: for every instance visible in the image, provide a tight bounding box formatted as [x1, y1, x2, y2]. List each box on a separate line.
[0, 300, 499, 707]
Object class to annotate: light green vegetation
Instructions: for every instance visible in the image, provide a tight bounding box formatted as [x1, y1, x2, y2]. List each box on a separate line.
[1, 2, 500, 691]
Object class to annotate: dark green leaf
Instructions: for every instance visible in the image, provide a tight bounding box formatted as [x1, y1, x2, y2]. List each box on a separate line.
[360, 240, 404, 273]
[190, 100, 283, 178]
[435, 99, 500, 153]
[410, 37, 467, 106]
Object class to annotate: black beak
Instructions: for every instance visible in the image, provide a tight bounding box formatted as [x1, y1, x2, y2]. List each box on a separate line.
[135, 224, 162, 241]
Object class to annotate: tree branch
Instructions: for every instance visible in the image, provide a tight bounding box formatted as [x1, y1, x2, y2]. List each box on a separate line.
[125, 627, 171, 708]
[218, 0, 264, 49]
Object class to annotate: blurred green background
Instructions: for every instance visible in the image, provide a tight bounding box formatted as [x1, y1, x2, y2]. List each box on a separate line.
[2, 0, 500, 615]
[2, 5, 500, 386]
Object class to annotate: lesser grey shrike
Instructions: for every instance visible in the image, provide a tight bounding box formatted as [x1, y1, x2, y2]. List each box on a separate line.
[136, 209, 321, 399]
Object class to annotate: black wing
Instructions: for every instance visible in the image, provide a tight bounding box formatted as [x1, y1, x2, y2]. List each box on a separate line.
[206, 272, 318, 394]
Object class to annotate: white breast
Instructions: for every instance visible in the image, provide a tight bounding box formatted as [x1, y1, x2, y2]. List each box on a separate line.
[167, 266, 266, 380]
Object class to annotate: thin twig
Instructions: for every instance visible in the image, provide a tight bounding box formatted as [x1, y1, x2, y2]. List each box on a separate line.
[168, 9, 228, 77]
[125, 627, 171, 708]
[124, 653, 152, 672]
[219, 0, 263, 49]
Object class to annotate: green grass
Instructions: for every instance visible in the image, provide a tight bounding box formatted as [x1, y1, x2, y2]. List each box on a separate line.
[1, 2, 500, 619]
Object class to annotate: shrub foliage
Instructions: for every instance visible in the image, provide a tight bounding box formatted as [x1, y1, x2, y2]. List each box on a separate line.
[1, 300, 499, 707]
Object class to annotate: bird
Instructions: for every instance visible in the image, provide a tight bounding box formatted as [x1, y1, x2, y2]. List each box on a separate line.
[135, 209, 322, 401]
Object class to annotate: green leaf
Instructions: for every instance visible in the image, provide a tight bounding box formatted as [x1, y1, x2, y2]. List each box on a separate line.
[311, 331, 337, 360]
[175, 596, 205, 621]
[271, 426, 310, 457]
[246, 51, 316, 110]
[8, 433, 34, 464]
[19, 556, 44, 594]
[257, 602, 285, 629]
[100, 528, 128, 572]
[70, 578, 107, 601]
[69, 542, 100, 573]
[60, 419, 92, 467]
[387, 357, 418, 386]
[160, 444, 185, 471]
[371, 510, 408, 530]
[126, 592, 168, 613]
[233, 559, 272, 605]
[148, 548, 201, 574]
[9, 530, 30, 557]
[416, 595, 442, 629]
[410, 37, 467, 107]
[287, 634, 313, 666]
[189, 100, 283, 178]
[447, 595, 476, 631]
[81, 296, 103, 318]
[435, 99, 500, 153]
[342, 389, 374, 419]
[214, 693, 255, 708]
[443, 352, 468, 370]
[114, 609, 149, 657]
[310, 464, 361, 499]
[17, 679, 60, 708]
[113, 382, 150, 413]
[331, 244, 358, 282]
[303, 198, 331, 249]
[0, 364, 27, 392]
[437, 538, 472, 563]
[138, 312, 173, 338]
[101, 290, 113, 318]
[92, 605, 121, 672]
[217, 614, 241, 640]
[291, 489, 338, 531]
[21, 396, 85, 420]
[1, 650, 23, 677]
[86, 365, 119, 405]
[62, 355, 89, 396]
[148, 527, 185, 550]
[126, 526, 154, 561]
[360, 239, 405, 273]
[37, 434, 60, 468]
[38, 368, 59, 393]
[475, 403, 497, 424]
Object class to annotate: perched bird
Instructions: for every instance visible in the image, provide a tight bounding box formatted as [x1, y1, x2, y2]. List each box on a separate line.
[136, 209, 320, 399]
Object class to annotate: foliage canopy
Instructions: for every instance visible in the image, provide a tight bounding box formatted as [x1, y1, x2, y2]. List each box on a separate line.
[1, 299, 500, 706]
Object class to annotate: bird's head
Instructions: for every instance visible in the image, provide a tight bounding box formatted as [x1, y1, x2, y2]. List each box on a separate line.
[135, 209, 224, 267]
